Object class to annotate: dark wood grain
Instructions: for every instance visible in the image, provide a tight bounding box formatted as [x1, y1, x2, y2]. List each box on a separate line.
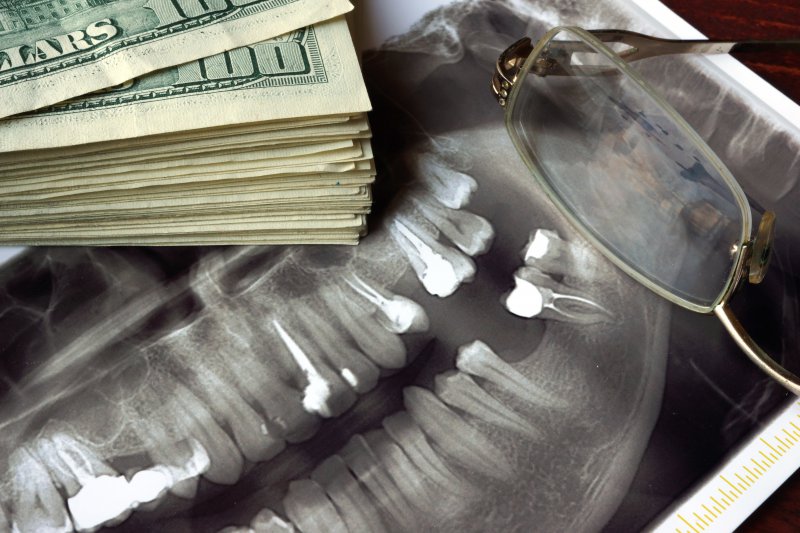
[657, 1, 800, 531]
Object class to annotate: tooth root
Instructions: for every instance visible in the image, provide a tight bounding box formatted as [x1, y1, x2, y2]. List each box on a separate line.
[414, 154, 478, 209]
[456, 340, 566, 409]
[390, 218, 476, 298]
[273, 320, 356, 418]
[250, 508, 296, 533]
[412, 195, 495, 256]
[403, 386, 514, 481]
[381, 412, 468, 495]
[9, 447, 74, 533]
[434, 370, 540, 439]
[339, 434, 419, 530]
[345, 274, 429, 335]
[505, 266, 612, 324]
[283, 480, 348, 533]
[362, 430, 442, 518]
[295, 305, 380, 395]
[171, 382, 244, 485]
[224, 352, 319, 443]
[310, 455, 389, 533]
[320, 285, 409, 370]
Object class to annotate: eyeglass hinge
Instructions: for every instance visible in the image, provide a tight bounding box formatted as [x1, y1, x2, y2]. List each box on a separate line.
[492, 37, 533, 107]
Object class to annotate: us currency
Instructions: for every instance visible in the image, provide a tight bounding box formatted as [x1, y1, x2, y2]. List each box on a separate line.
[0, 0, 353, 119]
[0, 17, 370, 151]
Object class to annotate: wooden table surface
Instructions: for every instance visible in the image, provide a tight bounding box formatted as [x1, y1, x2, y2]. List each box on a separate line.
[656, 1, 800, 531]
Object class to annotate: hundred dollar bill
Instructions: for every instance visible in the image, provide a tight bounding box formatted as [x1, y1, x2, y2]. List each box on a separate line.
[0, 0, 353, 119]
[0, 16, 369, 151]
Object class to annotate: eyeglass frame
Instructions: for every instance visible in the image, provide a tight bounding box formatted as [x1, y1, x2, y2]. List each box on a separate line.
[492, 27, 800, 395]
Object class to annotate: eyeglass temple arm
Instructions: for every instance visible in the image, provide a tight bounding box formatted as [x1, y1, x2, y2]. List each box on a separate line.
[589, 30, 800, 62]
[715, 303, 800, 396]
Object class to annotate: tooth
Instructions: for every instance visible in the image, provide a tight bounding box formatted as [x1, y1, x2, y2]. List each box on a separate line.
[403, 386, 513, 480]
[344, 274, 429, 334]
[339, 434, 419, 529]
[389, 218, 476, 298]
[293, 304, 380, 394]
[33, 433, 116, 498]
[250, 508, 296, 533]
[8, 447, 73, 533]
[434, 370, 540, 439]
[522, 229, 606, 283]
[411, 195, 495, 256]
[273, 320, 356, 418]
[218, 527, 254, 533]
[503, 266, 612, 324]
[456, 340, 566, 409]
[179, 365, 285, 463]
[138, 419, 210, 500]
[414, 154, 478, 209]
[67, 474, 135, 532]
[381, 412, 467, 494]
[171, 382, 244, 484]
[362, 430, 441, 518]
[320, 285, 408, 371]
[221, 346, 319, 443]
[310, 455, 389, 533]
[283, 479, 348, 533]
[128, 466, 172, 504]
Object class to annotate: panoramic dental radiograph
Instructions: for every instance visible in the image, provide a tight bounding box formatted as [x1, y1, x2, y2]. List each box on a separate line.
[2, 0, 795, 532]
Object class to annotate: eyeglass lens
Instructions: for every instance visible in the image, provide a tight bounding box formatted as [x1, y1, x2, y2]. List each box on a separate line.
[507, 29, 750, 310]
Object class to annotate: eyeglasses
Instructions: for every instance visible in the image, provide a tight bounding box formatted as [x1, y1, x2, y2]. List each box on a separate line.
[493, 27, 800, 395]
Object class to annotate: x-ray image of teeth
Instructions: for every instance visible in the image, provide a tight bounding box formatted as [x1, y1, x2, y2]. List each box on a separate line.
[1, 0, 799, 532]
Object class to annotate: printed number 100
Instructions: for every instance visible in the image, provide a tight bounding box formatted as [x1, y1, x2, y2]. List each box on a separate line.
[175, 42, 308, 84]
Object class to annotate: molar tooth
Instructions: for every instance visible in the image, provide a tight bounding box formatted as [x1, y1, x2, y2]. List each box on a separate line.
[389, 218, 476, 298]
[411, 195, 495, 256]
[294, 304, 380, 394]
[413, 154, 478, 209]
[403, 387, 514, 481]
[362, 430, 443, 518]
[9, 447, 73, 533]
[310, 455, 389, 533]
[434, 370, 541, 439]
[503, 266, 612, 324]
[522, 229, 604, 282]
[320, 285, 408, 370]
[250, 508, 296, 533]
[170, 382, 244, 485]
[273, 320, 356, 418]
[344, 273, 429, 334]
[381, 412, 468, 494]
[33, 433, 116, 499]
[339, 434, 419, 530]
[456, 340, 566, 409]
[283, 479, 348, 533]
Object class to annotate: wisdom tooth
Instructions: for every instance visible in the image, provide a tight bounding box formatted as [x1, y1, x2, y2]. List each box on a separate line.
[311, 455, 389, 533]
[9, 447, 73, 533]
[411, 195, 495, 256]
[390, 218, 476, 298]
[340, 434, 419, 530]
[504, 266, 612, 324]
[250, 508, 296, 533]
[381, 412, 467, 494]
[283, 479, 349, 533]
[171, 382, 244, 485]
[344, 274, 429, 334]
[456, 341, 566, 409]
[404, 387, 514, 481]
[414, 154, 478, 209]
[434, 370, 541, 439]
[320, 285, 409, 371]
[273, 320, 356, 418]
[522, 228, 604, 282]
[523, 229, 564, 263]
[363, 430, 442, 518]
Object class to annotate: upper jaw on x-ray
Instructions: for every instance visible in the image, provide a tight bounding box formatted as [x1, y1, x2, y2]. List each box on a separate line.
[0, 2, 677, 532]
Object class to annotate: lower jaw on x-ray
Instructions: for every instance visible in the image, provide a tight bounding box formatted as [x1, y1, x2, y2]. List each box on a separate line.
[0, 4, 683, 533]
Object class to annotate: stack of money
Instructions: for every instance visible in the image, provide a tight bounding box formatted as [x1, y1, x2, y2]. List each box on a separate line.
[0, 0, 372, 245]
